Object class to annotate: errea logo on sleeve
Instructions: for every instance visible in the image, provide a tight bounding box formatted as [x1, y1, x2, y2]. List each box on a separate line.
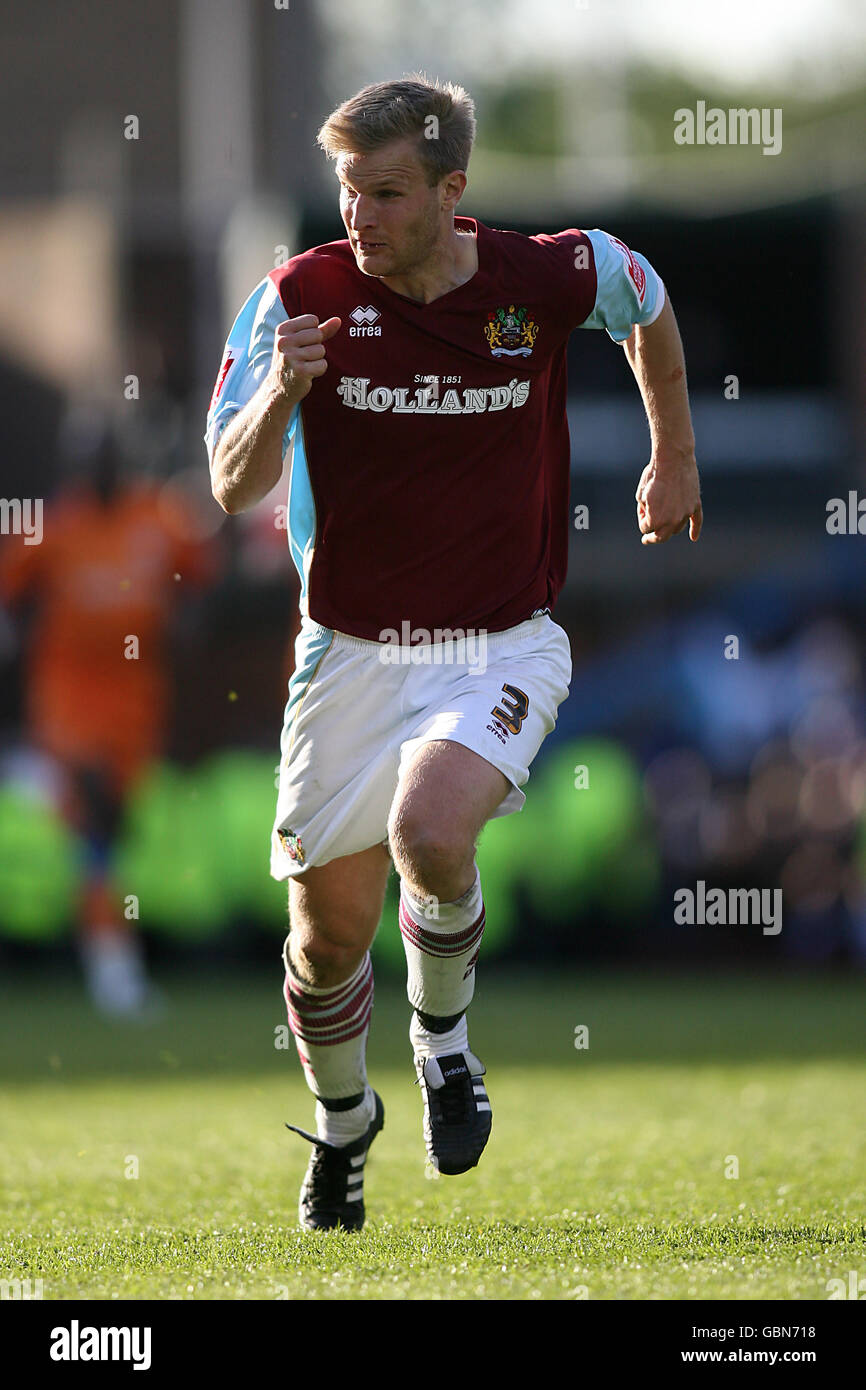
[349, 306, 382, 336]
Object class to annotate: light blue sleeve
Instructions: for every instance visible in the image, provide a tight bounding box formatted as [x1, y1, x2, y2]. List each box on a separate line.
[580, 228, 666, 343]
[204, 276, 299, 466]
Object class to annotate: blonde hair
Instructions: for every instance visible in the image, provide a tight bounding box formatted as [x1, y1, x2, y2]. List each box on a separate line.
[317, 73, 476, 186]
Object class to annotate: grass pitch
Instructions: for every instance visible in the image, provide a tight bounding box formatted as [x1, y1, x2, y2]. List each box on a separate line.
[1, 968, 864, 1300]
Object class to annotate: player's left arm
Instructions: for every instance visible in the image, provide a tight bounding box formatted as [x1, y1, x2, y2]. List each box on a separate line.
[623, 295, 702, 545]
[577, 228, 701, 544]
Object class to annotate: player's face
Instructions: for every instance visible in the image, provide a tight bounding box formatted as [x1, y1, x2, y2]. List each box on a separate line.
[337, 139, 449, 278]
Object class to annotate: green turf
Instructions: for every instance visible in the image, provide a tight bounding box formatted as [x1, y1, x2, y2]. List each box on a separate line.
[1, 969, 864, 1300]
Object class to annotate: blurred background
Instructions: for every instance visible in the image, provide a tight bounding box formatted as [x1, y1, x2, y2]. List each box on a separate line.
[1, 0, 865, 1016]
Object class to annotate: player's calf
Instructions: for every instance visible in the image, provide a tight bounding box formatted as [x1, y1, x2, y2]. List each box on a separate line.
[399, 870, 493, 1174]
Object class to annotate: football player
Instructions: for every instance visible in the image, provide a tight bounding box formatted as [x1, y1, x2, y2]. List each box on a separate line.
[206, 74, 701, 1230]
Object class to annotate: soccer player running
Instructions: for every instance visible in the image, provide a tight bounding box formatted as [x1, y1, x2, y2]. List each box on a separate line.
[206, 76, 701, 1231]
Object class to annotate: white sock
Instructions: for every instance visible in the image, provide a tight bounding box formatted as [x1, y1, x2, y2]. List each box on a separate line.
[399, 867, 485, 1017]
[410, 1011, 469, 1061]
[283, 947, 374, 1099]
[315, 1084, 375, 1146]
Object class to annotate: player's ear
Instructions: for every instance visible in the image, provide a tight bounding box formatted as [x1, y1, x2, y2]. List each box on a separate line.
[441, 169, 467, 211]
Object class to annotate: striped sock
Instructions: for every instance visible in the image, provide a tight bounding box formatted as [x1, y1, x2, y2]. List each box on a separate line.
[398, 867, 485, 1033]
[409, 1009, 469, 1061]
[283, 946, 375, 1141]
[314, 1085, 375, 1147]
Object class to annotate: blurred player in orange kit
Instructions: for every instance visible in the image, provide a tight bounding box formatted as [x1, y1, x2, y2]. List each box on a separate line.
[0, 419, 219, 1014]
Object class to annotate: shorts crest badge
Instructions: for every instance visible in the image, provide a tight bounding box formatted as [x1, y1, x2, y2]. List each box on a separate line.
[278, 827, 305, 864]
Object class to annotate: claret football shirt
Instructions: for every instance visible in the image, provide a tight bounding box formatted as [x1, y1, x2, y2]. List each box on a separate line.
[205, 217, 664, 640]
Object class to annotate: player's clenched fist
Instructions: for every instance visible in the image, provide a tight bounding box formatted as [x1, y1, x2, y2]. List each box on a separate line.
[271, 314, 342, 399]
[635, 455, 702, 545]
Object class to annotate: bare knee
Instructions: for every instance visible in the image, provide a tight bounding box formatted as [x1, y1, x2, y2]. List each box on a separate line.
[287, 860, 386, 988]
[388, 803, 475, 900]
[288, 927, 367, 988]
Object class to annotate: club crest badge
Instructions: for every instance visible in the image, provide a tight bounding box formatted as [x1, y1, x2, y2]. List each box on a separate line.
[484, 304, 539, 358]
[277, 827, 305, 864]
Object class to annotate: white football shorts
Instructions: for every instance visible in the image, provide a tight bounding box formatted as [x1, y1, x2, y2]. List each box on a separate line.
[269, 611, 572, 879]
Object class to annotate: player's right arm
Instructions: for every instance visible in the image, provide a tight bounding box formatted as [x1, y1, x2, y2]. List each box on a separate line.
[204, 275, 340, 515]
